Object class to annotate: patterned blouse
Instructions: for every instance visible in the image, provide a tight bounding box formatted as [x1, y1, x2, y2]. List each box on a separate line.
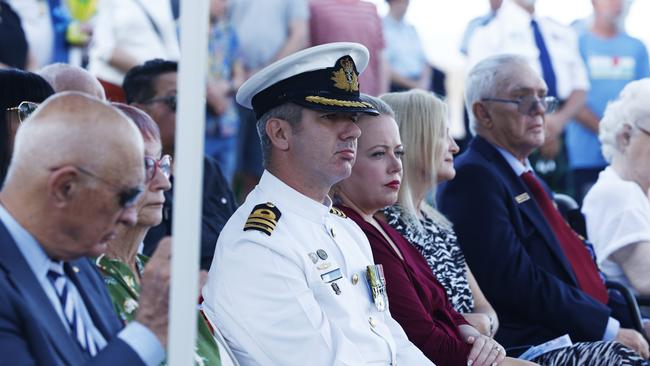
[383, 204, 474, 313]
[95, 254, 221, 366]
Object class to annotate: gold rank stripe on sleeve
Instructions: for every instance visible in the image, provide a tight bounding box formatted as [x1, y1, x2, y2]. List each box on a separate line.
[244, 202, 282, 236]
[329, 207, 347, 218]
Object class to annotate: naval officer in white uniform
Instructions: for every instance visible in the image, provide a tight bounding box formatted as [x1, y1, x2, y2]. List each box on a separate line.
[201, 42, 434, 366]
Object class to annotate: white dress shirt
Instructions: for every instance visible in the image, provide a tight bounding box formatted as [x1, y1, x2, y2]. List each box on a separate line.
[88, 0, 179, 85]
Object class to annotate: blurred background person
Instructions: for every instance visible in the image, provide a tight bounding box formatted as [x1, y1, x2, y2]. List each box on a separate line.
[380, 90, 499, 338]
[89, 0, 179, 102]
[583, 79, 650, 303]
[229, 0, 308, 200]
[205, 0, 245, 184]
[0, 69, 54, 186]
[460, 0, 502, 56]
[567, 0, 649, 203]
[309, 0, 388, 96]
[0, 1, 31, 70]
[8, 0, 94, 68]
[95, 103, 221, 365]
[382, 0, 431, 92]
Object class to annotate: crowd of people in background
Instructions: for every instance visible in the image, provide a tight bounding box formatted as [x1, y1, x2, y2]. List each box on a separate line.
[1, 0, 650, 365]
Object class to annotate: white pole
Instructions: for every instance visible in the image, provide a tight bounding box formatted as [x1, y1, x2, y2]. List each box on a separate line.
[168, 0, 210, 363]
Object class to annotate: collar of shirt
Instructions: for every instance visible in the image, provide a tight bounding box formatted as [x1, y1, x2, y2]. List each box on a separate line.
[493, 144, 533, 176]
[257, 170, 333, 224]
[0, 204, 51, 282]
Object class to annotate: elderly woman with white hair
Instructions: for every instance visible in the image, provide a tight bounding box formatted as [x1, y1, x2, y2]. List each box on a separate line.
[582, 78, 650, 299]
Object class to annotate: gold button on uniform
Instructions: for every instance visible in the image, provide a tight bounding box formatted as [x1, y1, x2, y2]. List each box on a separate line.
[351, 273, 359, 285]
[368, 316, 377, 328]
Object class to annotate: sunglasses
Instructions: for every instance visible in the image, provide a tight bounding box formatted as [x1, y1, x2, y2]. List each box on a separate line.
[481, 95, 559, 116]
[6, 101, 39, 123]
[142, 95, 176, 112]
[75, 166, 144, 208]
[145, 155, 172, 182]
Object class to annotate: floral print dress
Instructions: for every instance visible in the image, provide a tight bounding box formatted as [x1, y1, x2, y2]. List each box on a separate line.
[95, 254, 221, 366]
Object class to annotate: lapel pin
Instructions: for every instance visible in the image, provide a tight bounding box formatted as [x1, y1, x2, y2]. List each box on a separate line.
[515, 192, 530, 204]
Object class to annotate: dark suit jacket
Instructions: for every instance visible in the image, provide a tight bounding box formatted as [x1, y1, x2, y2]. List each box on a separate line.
[0, 221, 145, 365]
[144, 155, 237, 270]
[437, 136, 631, 350]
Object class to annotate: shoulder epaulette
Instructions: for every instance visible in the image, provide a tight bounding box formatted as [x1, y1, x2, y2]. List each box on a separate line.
[244, 202, 281, 236]
[329, 207, 347, 218]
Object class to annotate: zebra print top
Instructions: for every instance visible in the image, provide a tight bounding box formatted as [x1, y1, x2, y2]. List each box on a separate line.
[383, 204, 474, 313]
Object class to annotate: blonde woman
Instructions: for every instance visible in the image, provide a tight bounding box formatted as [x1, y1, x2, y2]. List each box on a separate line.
[380, 89, 499, 337]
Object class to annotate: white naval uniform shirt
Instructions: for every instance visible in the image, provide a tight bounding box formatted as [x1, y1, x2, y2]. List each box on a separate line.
[466, 0, 589, 100]
[202, 171, 432, 366]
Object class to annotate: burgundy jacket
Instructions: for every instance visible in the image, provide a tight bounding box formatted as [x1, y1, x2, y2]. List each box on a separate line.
[340, 206, 472, 366]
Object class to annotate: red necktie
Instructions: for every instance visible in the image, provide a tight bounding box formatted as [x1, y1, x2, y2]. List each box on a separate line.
[520, 171, 608, 304]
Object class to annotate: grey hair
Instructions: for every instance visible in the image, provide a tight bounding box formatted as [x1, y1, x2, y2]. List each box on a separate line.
[600, 78, 650, 163]
[256, 103, 303, 168]
[360, 93, 395, 117]
[465, 54, 530, 135]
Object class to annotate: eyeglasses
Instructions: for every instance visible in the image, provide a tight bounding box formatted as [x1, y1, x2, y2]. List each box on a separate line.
[75, 166, 144, 208]
[142, 95, 176, 112]
[145, 155, 172, 182]
[481, 95, 559, 116]
[6, 101, 39, 123]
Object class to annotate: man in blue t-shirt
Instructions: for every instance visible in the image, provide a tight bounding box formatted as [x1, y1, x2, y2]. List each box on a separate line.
[568, 0, 649, 203]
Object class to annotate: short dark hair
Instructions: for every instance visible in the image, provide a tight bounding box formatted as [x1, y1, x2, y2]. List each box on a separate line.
[0, 68, 54, 185]
[122, 59, 178, 104]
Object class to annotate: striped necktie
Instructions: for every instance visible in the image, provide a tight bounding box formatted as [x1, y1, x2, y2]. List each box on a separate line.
[47, 262, 98, 356]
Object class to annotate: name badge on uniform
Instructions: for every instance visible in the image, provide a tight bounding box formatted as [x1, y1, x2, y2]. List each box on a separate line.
[366, 264, 388, 312]
[515, 192, 530, 204]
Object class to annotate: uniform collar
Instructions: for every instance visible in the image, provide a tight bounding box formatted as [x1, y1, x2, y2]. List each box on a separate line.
[257, 170, 333, 224]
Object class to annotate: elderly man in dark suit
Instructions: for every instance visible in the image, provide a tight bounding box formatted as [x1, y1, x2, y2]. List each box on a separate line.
[0, 92, 171, 365]
[438, 54, 649, 363]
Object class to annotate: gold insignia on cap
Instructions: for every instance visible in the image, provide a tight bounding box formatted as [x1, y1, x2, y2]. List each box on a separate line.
[329, 207, 347, 218]
[244, 202, 281, 236]
[331, 56, 359, 92]
[515, 192, 530, 204]
[304, 96, 373, 108]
